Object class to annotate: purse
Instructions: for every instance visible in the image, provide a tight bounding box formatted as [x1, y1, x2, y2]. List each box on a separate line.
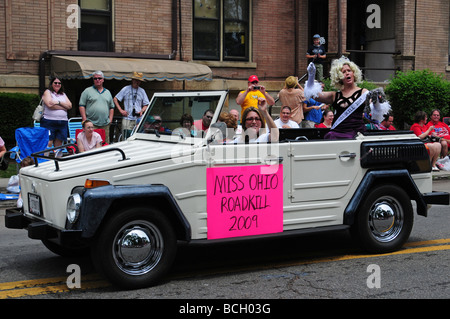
[0, 154, 9, 171]
[421, 135, 441, 143]
[32, 99, 44, 121]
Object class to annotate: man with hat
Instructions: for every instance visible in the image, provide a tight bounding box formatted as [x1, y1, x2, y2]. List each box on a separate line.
[79, 70, 115, 143]
[236, 75, 275, 119]
[306, 34, 326, 81]
[114, 71, 150, 139]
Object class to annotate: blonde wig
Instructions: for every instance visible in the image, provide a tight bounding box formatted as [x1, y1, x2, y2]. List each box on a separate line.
[329, 56, 363, 90]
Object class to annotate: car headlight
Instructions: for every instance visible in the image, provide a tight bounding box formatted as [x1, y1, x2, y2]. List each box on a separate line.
[66, 193, 82, 224]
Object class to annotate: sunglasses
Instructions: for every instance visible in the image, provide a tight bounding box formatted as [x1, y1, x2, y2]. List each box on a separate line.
[245, 117, 261, 122]
[53, 82, 61, 85]
[93, 77, 103, 80]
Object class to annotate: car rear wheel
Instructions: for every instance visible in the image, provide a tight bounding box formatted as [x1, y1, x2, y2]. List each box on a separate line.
[91, 207, 177, 289]
[351, 184, 413, 253]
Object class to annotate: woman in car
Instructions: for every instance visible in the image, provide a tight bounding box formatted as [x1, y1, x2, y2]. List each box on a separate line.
[234, 98, 278, 143]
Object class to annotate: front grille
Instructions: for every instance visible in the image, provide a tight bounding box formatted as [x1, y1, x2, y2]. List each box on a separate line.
[360, 140, 430, 172]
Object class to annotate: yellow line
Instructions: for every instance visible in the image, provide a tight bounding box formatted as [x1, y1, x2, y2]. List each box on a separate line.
[0, 284, 70, 299]
[0, 277, 67, 291]
[403, 238, 450, 247]
[170, 240, 450, 280]
[0, 274, 109, 299]
[0, 281, 110, 299]
[294, 244, 450, 266]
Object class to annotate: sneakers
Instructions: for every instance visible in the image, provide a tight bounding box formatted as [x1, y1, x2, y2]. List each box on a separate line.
[432, 166, 439, 171]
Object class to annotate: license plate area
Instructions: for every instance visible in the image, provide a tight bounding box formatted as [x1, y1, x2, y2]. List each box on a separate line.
[28, 193, 42, 217]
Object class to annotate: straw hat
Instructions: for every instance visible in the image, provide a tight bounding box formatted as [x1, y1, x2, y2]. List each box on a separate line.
[131, 71, 145, 82]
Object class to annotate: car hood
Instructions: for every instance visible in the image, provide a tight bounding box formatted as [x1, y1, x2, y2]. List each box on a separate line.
[20, 139, 200, 181]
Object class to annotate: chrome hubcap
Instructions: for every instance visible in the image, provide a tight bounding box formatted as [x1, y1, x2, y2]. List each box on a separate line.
[113, 220, 163, 276]
[368, 197, 403, 242]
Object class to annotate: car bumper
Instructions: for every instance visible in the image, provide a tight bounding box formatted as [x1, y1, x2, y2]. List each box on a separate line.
[5, 208, 82, 245]
[422, 191, 450, 205]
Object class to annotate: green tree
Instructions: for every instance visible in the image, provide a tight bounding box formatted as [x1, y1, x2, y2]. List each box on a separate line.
[385, 70, 450, 128]
[0, 92, 39, 148]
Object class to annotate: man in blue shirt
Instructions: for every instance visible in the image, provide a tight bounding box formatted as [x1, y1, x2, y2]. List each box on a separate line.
[302, 98, 326, 128]
[306, 34, 327, 81]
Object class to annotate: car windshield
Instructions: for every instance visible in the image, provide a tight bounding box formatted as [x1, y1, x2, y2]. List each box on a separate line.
[136, 94, 223, 138]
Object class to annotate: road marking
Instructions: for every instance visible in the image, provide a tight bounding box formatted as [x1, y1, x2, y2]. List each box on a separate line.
[169, 239, 450, 280]
[0, 274, 109, 299]
[291, 244, 450, 266]
[403, 238, 450, 247]
[1, 238, 450, 298]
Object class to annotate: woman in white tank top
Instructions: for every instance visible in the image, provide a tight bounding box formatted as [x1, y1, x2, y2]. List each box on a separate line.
[40, 77, 72, 147]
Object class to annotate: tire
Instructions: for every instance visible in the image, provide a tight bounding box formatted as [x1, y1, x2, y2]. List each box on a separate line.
[91, 207, 177, 289]
[351, 184, 413, 253]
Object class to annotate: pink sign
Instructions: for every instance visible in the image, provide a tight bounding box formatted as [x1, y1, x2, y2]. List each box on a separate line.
[206, 165, 283, 240]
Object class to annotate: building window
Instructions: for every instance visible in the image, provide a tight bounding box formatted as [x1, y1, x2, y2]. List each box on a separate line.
[193, 0, 249, 61]
[78, 0, 113, 52]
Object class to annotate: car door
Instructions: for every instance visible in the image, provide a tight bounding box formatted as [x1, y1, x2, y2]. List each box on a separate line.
[288, 139, 362, 203]
[282, 139, 363, 229]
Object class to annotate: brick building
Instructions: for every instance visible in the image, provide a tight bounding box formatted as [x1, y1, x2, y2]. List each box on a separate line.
[0, 0, 449, 113]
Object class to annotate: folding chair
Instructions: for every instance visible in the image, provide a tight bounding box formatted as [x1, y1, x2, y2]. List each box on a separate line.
[67, 117, 83, 143]
[443, 117, 450, 126]
[14, 127, 49, 163]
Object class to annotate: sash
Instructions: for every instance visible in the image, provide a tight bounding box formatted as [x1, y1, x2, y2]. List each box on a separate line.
[331, 91, 368, 130]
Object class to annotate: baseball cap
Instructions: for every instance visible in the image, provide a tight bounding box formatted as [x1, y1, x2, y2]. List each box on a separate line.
[248, 75, 259, 82]
[313, 34, 320, 38]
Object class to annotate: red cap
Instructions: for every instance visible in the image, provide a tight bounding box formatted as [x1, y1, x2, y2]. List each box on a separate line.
[248, 75, 259, 82]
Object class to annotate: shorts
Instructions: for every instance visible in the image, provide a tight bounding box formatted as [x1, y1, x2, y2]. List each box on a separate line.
[40, 117, 68, 142]
[121, 118, 136, 131]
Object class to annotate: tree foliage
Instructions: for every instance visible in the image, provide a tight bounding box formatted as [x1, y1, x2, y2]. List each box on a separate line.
[0, 92, 39, 148]
[385, 70, 450, 128]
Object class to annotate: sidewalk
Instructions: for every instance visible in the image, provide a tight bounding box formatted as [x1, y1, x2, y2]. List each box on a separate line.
[0, 177, 18, 209]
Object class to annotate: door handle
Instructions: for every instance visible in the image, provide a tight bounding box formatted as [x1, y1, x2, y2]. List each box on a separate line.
[339, 153, 356, 159]
[264, 156, 284, 164]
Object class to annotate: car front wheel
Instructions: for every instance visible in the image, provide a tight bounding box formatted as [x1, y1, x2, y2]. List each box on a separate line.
[91, 207, 177, 289]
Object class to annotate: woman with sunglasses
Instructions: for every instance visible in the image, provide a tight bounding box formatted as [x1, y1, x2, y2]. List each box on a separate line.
[41, 77, 72, 148]
[234, 97, 278, 143]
